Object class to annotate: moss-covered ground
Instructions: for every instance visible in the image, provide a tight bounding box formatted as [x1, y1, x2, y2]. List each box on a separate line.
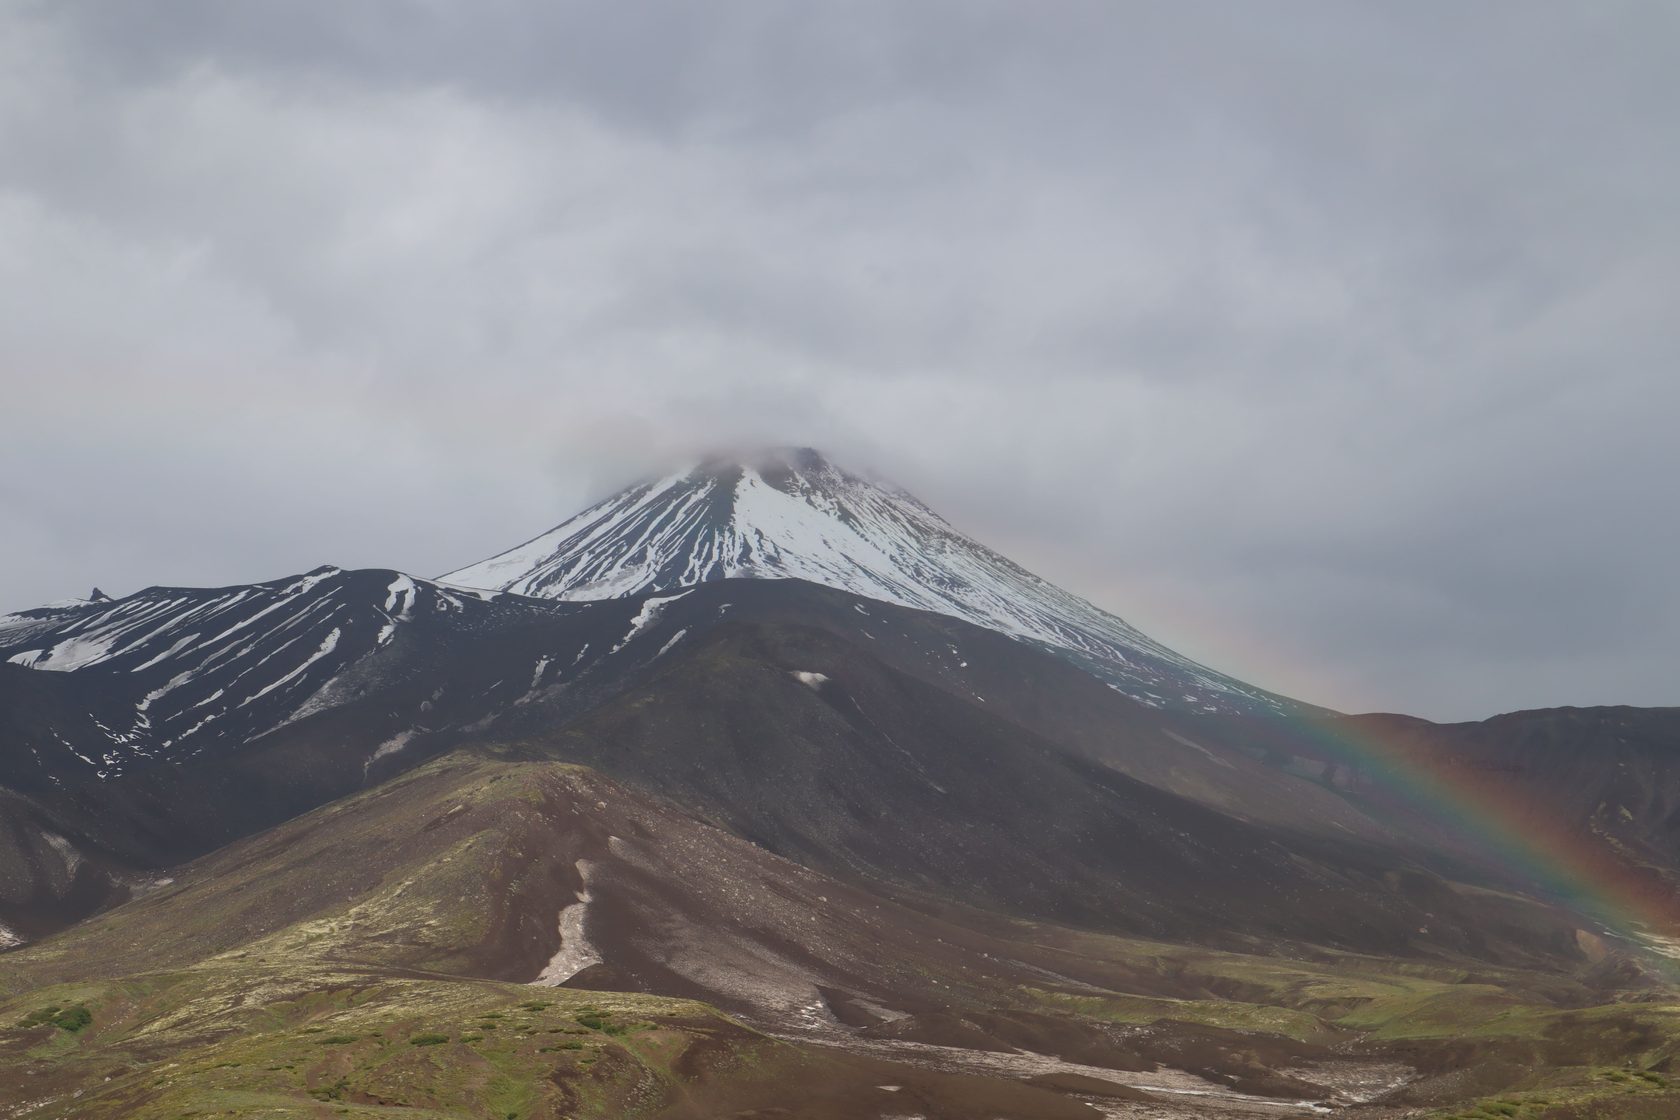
[0, 961, 887, 1119]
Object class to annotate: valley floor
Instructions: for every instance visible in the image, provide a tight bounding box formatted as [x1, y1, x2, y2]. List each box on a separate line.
[6, 953, 1680, 1120]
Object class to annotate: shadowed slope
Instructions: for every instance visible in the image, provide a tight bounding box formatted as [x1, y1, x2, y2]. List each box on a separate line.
[513, 614, 1585, 967]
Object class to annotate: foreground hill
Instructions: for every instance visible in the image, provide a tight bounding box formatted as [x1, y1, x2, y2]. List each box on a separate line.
[7, 751, 1680, 1119]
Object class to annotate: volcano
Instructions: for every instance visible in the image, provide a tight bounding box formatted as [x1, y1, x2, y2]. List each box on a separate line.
[3, 448, 1679, 1118]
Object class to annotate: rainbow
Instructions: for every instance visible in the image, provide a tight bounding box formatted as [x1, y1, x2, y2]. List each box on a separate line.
[1124, 593, 1680, 968]
[1249, 705, 1680, 973]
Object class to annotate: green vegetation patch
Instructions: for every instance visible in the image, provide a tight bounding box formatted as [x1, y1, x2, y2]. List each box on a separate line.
[1428, 1066, 1680, 1119]
[1033, 989, 1325, 1040]
[18, 1004, 93, 1033]
[0, 958, 722, 1120]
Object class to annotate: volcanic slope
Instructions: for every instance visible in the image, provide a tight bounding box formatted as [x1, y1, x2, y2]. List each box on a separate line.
[0, 565, 706, 939]
[441, 447, 1302, 716]
[7, 752, 1680, 1120]
[498, 586, 1586, 965]
[0, 570, 1602, 972]
[0, 755, 1112, 1120]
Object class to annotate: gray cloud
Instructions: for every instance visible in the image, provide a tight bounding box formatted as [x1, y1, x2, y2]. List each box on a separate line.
[2, 0, 1676, 720]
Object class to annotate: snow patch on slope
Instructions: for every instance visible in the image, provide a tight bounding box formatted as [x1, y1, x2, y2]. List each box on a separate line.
[609, 592, 689, 655]
[239, 629, 340, 707]
[364, 731, 414, 777]
[43, 833, 81, 877]
[533, 860, 602, 986]
[14, 632, 121, 671]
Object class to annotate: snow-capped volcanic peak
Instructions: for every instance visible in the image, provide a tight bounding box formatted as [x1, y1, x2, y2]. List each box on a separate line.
[447, 448, 951, 601]
[443, 448, 1300, 715]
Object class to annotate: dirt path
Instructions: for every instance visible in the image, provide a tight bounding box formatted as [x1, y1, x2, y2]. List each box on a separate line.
[761, 1011, 1422, 1118]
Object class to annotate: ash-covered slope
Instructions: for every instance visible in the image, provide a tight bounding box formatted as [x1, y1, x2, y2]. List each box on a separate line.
[443, 448, 1301, 716]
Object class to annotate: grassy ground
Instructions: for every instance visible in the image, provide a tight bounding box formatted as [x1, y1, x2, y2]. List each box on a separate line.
[1012, 924, 1680, 1113]
[0, 959, 1112, 1120]
[0, 962, 732, 1118]
[1422, 1067, 1679, 1120]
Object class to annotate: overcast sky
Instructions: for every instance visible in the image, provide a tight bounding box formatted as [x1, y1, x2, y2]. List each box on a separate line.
[3, 1, 1676, 721]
